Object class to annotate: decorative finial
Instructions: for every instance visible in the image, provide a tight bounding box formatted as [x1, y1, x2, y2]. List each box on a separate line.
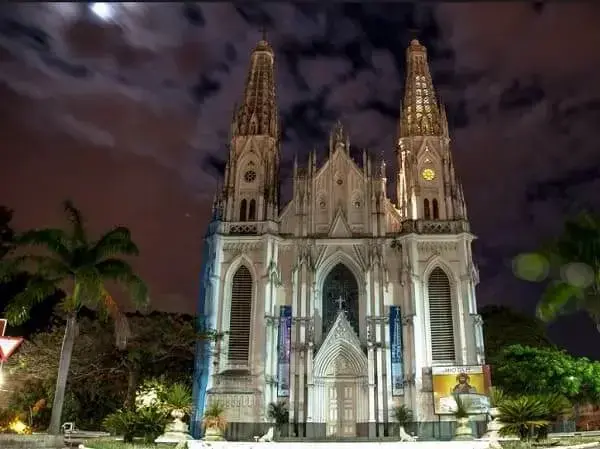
[260, 25, 268, 42]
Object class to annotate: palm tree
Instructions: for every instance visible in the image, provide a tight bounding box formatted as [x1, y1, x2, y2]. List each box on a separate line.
[535, 211, 600, 332]
[0, 200, 149, 435]
[267, 401, 289, 438]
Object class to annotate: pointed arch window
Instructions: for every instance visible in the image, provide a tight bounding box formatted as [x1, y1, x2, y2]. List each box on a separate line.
[423, 199, 431, 220]
[428, 267, 455, 363]
[248, 199, 256, 221]
[240, 199, 247, 221]
[432, 199, 439, 219]
[228, 266, 253, 363]
[322, 264, 359, 337]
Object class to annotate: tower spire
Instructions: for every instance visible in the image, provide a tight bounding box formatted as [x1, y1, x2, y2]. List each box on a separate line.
[231, 30, 278, 138]
[261, 25, 268, 42]
[399, 39, 447, 138]
[395, 39, 466, 223]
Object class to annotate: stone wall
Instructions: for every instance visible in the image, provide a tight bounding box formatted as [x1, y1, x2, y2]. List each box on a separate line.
[0, 434, 63, 448]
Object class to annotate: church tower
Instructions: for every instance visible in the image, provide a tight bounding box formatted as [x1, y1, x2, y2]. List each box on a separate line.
[396, 39, 467, 221]
[218, 32, 280, 224]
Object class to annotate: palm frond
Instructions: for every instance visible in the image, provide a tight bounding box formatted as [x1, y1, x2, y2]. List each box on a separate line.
[16, 228, 72, 261]
[0, 255, 28, 282]
[96, 259, 149, 309]
[95, 258, 135, 277]
[75, 268, 106, 309]
[4, 277, 60, 324]
[125, 274, 149, 309]
[537, 281, 583, 322]
[92, 226, 139, 260]
[0, 254, 70, 283]
[62, 200, 87, 244]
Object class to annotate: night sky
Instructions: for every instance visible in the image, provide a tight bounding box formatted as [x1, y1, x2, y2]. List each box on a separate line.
[1, 3, 600, 358]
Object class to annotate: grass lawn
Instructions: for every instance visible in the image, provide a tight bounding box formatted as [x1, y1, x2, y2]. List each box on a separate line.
[501, 436, 600, 448]
[83, 439, 178, 449]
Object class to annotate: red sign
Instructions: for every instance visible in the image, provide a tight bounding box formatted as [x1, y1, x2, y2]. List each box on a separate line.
[0, 336, 24, 362]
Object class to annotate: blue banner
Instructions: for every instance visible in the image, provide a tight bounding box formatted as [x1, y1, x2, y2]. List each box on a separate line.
[390, 306, 404, 396]
[277, 305, 292, 397]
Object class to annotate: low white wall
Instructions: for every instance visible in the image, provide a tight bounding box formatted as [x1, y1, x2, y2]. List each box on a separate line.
[187, 442, 492, 449]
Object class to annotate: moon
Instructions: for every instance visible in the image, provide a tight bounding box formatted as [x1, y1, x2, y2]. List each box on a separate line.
[90, 2, 114, 21]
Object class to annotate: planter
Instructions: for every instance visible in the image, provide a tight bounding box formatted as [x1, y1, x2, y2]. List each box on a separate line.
[203, 426, 226, 441]
[155, 409, 193, 443]
[453, 417, 474, 440]
[482, 407, 504, 440]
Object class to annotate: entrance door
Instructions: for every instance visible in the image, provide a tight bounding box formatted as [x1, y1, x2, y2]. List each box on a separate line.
[326, 385, 338, 437]
[340, 384, 356, 437]
[325, 382, 356, 438]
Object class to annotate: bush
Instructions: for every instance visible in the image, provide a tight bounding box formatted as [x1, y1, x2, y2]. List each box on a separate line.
[497, 395, 564, 440]
[267, 401, 289, 433]
[103, 406, 169, 444]
[391, 404, 413, 427]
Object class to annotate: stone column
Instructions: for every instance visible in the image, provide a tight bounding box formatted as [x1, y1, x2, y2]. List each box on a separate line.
[289, 266, 300, 428]
[367, 342, 376, 437]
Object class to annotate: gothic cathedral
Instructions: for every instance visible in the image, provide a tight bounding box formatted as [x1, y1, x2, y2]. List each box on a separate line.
[192, 37, 486, 441]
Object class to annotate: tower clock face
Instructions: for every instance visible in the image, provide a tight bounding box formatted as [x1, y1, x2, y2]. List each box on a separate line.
[421, 168, 436, 181]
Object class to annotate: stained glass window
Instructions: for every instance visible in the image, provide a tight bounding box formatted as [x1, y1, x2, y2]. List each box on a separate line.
[322, 264, 359, 337]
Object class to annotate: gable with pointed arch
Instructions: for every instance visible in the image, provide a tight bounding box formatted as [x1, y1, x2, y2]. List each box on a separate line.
[313, 313, 367, 378]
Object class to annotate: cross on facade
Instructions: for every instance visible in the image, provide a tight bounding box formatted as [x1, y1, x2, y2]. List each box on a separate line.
[335, 296, 345, 311]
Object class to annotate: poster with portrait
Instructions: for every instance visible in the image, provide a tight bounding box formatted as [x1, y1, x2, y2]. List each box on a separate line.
[432, 365, 490, 415]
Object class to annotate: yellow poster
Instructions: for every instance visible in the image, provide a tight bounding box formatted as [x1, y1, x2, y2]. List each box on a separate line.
[432, 366, 490, 415]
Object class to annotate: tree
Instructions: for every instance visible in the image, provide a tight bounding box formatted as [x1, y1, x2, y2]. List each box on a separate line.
[0, 205, 15, 258]
[494, 344, 600, 405]
[0, 205, 60, 338]
[118, 312, 199, 410]
[480, 305, 553, 364]
[534, 211, 600, 332]
[0, 200, 149, 435]
[6, 311, 205, 427]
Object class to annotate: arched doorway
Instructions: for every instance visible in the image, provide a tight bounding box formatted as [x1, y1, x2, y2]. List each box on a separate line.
[322, 263, 359, 337]
[312, 313, 368, 438]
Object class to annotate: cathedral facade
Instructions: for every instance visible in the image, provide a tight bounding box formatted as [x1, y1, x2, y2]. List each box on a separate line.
[191, 37, 486, 441]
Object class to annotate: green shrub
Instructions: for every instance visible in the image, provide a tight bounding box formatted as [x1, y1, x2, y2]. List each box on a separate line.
[535, 393, 572, 440]
[489, 386, 506, 408]
[497, 396, 550, 440]
[267, 401, 289, 432]
[103, 406, 169, 444]
[159, 383, 192, 415]
[453, 394, 470, 419]
[391, 404, 413, 427]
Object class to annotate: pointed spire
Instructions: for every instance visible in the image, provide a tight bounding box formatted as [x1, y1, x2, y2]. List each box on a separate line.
[329, 120, 350, 154]
[399, 39, 446, 137]
[378, 150, 387, 179]
[232, 29, 278, 138]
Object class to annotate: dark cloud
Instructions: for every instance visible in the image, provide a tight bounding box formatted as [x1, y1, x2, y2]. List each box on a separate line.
[183, 4, 205, 28]
[191, 74, 221, 104]
[499, 77, 545, 111]
[1, 3, 600, 356]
